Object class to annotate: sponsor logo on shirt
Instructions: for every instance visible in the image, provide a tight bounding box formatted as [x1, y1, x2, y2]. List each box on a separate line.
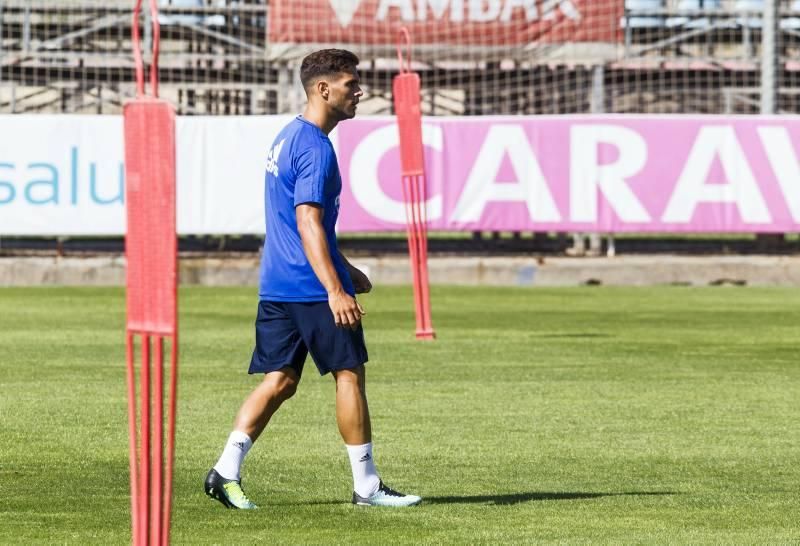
[266, 138, 285, 177]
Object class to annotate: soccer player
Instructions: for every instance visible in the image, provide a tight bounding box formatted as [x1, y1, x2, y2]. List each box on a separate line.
[204, 49, 421, 509]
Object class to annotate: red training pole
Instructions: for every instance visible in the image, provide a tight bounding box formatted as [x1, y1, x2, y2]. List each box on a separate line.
[393, 27, 435, 340]
[139, 334, 151, 545]
[131, 0, 145, 97]
[148, 0, 161, 98]
[151, 335, 163, 546]
[407, 175, 426, 334]
[125, 0, 178, 540]
[400, 175, 424, 333]
[162, 335, 178, 546]
[125, 333, 140, 545]
[412, 174, 434, 332]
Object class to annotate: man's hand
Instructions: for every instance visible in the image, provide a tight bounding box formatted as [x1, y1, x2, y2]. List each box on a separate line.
[349, 266, 372, 294]
[328, 289, 366, 330]
[340, 253, 372, 294]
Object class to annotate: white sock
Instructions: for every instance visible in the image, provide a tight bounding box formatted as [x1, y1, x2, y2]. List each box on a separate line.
[213, 430, 253, 481]
[346, 442, 381, 497]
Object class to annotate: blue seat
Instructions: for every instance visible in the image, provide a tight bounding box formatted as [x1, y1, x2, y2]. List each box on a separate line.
[622, 0, 666, 28]
[667, 0, 723, 28]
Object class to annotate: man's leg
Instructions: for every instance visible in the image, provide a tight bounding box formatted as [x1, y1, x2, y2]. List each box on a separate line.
[206, 368, 299, 509]
[234, 367, 300, 442]
[333, 365, 421, 507]
[332, 365, 371, 445]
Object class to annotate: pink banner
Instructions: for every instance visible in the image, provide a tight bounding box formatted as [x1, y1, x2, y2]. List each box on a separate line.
[336, 116, 800, 233]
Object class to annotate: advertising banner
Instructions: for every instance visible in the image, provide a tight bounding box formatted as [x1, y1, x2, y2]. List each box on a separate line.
[0, 115, 127, 236]
[267, 0, 624, 46]
[1, 114, 799, 235]
[0, 115, 292, 235]
[336, 116, 800, 233]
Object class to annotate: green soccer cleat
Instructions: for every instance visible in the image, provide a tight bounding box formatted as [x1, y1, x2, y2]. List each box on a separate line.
[204, 468, 258, 510]
[352, 481, 422, 507]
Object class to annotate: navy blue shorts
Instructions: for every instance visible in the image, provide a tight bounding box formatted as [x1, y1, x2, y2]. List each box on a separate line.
[248, 300, 368, 377]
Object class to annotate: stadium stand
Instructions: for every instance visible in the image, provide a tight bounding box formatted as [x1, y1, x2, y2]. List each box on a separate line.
[622, 0, 667, 28]
[1, 0, 798, 116]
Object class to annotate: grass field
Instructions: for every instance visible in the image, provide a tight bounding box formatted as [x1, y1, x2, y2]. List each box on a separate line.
[1, 286, 799, 544]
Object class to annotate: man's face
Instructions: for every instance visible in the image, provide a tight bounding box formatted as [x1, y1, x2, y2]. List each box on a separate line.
[324, 70, 363, 120]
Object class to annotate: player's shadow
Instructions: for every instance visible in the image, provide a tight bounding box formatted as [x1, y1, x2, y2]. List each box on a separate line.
[536, 333, 611, 339]
[425, 491, 675, 505]
[293, 491, 675, 507]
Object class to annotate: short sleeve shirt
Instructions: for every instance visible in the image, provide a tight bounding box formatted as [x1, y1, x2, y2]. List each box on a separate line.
[258, 116, 354, 301]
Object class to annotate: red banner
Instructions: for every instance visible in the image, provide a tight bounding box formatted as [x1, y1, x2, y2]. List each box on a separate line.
[269, 0, 624, 46]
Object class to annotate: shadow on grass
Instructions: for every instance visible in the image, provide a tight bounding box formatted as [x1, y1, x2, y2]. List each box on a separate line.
[537, 333, 611, 339]
[282, 491, 675, 507]
[425, 491, 676, 505]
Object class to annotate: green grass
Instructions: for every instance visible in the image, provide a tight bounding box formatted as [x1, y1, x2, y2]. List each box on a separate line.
[1, 286, 799, 544]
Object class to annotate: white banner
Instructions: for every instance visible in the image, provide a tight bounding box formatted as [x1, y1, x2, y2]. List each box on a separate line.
[0, 115, 293, 235]
[1, 115, 126, 235]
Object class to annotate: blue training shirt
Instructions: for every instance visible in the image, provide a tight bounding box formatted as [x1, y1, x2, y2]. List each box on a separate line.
[259, 116, 354, 302]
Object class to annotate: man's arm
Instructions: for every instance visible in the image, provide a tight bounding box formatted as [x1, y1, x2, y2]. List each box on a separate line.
[296, 203, 364, 329]
[339, 252, 372, 295]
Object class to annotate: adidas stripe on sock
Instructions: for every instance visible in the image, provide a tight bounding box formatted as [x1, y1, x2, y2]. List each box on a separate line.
[346, 442, 380, 498]
[213, 430, 253, 481]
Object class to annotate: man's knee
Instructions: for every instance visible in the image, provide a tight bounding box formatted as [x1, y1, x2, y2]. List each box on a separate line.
[277, 378, 299, 400]
[333, 365, 366, 389]
[264, 370, 300, 401]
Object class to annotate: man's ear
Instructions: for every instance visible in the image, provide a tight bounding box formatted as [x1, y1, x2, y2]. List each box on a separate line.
[317, 80, 329, 101]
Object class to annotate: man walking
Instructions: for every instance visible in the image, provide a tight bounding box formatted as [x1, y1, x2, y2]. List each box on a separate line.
[204, 49, 421, 509]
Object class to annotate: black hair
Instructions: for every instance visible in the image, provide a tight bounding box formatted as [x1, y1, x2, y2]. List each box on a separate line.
[300, 49, 359, 90]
